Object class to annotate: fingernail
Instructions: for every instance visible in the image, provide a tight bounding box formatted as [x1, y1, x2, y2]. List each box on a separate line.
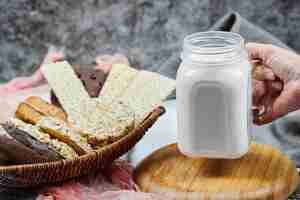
[252, 105, 266, 117]
[252, 107, 260, 117]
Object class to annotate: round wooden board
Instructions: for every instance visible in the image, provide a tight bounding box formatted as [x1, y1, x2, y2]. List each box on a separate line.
[134, 143, 299, 200]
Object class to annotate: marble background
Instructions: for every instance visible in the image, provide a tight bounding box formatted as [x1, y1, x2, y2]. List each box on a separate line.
[0, 1, 300, 199]
[0, 0, 299, 82]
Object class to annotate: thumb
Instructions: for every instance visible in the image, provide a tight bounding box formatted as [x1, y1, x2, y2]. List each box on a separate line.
[247, 43, 300, 82]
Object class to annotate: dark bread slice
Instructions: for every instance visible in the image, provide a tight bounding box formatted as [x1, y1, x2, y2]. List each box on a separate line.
[0, 135, 52, 165]
[51, 66, 106, 107]
[2, 123, 62, 161]
[0, 125, 53, 165]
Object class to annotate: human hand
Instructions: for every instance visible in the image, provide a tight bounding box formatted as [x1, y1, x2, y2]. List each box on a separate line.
[247, 43, 300, 125]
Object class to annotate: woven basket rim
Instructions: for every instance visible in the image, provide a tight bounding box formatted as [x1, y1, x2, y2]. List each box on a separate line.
[0, 106, 165, 172]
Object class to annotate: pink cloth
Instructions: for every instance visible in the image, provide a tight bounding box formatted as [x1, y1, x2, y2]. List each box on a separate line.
[37, 160, 172, 200]
[0, 52, 63, 96]
[36, 160, 137, 200]
[0, 51, 64, 122]
[0, 52, 129, 96]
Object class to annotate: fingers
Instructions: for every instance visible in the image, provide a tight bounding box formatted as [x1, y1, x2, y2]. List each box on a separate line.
[252, 79, 266, 105]
[255, 92, 289, 125]
[247, 43, 300, 82]
[273, 82, 300, 115]
[253, 81, 276, 124]
[248, 43, 300, 124]
[252, 63, 275, 81]
[247, 43, 287, 80]
[254, 82, 298, 125]
[270, 81, 283, 91]
[246, 43, 276, 65]
[253, 80, 283, 125]
[251, 60, 283, 106]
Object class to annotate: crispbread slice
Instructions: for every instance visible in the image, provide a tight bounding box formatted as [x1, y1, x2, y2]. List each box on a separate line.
[119, 70, 175, 123]
[42, 62, 137, 148]
[98, 64, 138, 103]
[85, 100, 135, 147]
[37, 117, 93, 155]
[25, 96, 67, 121]
[8, 118, 78, 160]
[16, 96, 134, 149]
[91, 64, 137, 145]
[41, 61, 91, 128]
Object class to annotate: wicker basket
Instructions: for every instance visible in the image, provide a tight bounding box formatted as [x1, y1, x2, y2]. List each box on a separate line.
[0, 107, 165, 188]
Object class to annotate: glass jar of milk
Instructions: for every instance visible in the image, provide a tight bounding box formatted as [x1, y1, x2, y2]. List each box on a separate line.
[176, 31, 251, 159]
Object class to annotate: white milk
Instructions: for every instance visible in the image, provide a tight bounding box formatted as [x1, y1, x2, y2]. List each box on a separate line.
[176, 31, 252, 158]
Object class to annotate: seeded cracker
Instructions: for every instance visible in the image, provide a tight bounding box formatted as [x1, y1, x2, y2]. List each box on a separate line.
[42, 61, 135, 147]
[8, 118, 78, 159]
[98, 64, 138, 104]
[119, 70, 175, 123]
[41, 61, 91, 129]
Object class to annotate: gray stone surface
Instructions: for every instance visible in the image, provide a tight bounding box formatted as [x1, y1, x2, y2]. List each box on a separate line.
[1, 0, 300, 82]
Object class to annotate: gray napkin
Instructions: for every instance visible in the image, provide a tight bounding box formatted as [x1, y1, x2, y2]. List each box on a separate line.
[158, 12, 290, 80]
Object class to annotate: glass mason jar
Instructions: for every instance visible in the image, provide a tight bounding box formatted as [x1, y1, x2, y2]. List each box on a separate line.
[176, 31, 252, 158]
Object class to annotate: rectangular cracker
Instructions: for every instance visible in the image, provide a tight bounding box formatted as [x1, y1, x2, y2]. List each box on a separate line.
[41, 61, 91, 128]
[98, 64, 138, 103]
[9, 118, 78, 160]
[119, 70, 175, 123]
[37, 117, 93, 155]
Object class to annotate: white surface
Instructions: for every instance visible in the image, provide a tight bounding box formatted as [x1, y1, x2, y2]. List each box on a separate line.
[129, 100, 177, 166]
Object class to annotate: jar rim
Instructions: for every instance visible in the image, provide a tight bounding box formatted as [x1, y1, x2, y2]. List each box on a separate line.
[183, 31, 244, 55]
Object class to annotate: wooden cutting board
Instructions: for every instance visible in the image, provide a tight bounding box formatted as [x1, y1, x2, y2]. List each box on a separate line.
[134, 143, 299, 200]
